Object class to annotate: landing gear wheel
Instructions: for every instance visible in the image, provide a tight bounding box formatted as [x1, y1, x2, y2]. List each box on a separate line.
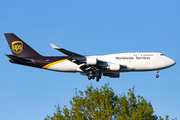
[98, 73, 102, 79]
[156, 74, 159, 78]
[88, 75, 91, 80]
[88, 74, 93, 80]
[156, 70, 160, 78]
[95, 73, 101, 82]
[87, 72, 102, 82]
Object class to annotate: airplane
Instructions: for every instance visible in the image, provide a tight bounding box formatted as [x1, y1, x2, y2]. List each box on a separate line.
[4, 33, 176, 82]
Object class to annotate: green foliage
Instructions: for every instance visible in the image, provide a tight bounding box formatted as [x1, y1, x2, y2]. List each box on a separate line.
[44, 83, 176, 120]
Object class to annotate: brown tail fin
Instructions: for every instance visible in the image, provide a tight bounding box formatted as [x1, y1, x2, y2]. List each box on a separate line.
[4, 33, 42, 57]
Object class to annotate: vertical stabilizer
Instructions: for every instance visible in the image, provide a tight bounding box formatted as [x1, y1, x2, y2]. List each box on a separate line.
[4, 33, 42, 57]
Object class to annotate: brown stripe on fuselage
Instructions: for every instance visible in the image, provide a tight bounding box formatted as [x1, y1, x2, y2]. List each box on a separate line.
[9, 56, 69, 69]
[33, 56, 69, 68]
[42, 59, 67, 69]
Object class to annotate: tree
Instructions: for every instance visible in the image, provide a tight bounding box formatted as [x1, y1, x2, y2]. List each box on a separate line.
[44, 83, 176, 120]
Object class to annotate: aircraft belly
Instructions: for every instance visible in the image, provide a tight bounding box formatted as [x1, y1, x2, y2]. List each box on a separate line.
[135, 64, 149, 70]
[125, 61, 151, 71]
[47, 61, 79, 72]
[148, 62, 167, 70]
[131, 61, 167, 71]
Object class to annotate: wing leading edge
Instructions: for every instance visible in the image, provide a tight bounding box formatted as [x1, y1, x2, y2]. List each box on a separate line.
[50, 43, 107, 67]
[50, 43, 85, 60]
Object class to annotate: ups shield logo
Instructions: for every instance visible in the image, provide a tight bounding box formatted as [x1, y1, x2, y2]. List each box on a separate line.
[12, 41, 23, 54]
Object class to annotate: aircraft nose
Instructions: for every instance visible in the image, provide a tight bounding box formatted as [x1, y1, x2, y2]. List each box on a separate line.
[172, 59, 176, 66]
[166, 58, 176, 67]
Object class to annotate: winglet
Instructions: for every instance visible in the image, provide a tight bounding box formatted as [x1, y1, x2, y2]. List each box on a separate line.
[50, 43, 60, 49]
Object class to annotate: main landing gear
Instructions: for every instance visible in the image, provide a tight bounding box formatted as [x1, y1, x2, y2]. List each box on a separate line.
[156, 70, 160, 78]
[88, 71, 102, 82]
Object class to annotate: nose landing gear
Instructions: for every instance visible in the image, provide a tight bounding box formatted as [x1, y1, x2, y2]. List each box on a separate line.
[156, 70, 160, 78]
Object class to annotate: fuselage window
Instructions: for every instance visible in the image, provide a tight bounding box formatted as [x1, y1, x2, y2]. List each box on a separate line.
[161, 54, 165, 56]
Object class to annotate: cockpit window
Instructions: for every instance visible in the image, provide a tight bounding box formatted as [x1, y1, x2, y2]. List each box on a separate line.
[161, 54, 165, 56]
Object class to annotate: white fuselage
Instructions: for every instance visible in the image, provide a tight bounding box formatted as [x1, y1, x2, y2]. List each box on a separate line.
[5, 33, 176, 80]
[45, 52, 176, 73]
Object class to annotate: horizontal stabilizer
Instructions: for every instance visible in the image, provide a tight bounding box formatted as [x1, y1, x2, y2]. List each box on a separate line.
[5, 54, 33, 64]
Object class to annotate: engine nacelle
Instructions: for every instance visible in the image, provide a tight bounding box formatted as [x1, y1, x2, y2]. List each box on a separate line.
[103, 73, 120, 78]
[107, 64, 121, 71]
[86, 57, 97, 65]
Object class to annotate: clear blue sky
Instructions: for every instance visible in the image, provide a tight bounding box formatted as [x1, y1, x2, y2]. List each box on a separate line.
[1, 0, 180, 120]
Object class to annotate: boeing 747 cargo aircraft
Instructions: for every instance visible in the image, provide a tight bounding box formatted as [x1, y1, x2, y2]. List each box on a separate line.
[5, 33, 176, 82]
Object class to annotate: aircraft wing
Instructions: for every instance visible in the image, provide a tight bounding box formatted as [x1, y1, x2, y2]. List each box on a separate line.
[50, 43, 85, 61]
[50, 43, 108, 71]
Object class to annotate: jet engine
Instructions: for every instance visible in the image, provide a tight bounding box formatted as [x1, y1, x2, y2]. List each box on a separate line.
[86, 57, 97, 65]
[103, 73, 120, 78]
[107, 64, 121, 71]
